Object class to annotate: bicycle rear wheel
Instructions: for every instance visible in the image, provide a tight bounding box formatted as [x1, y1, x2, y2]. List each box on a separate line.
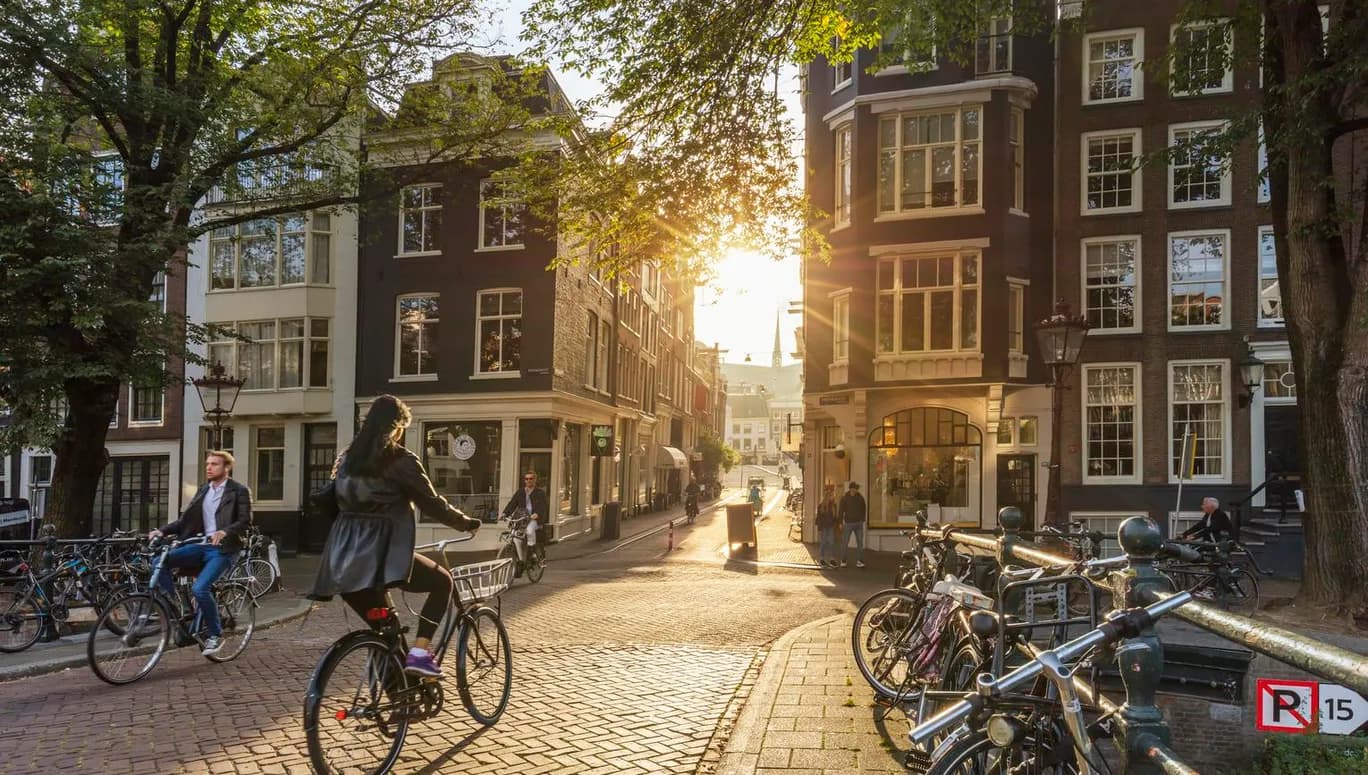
[232, 557, 278, 598]
[1219, 567, 1260, 614]
[0, 585, 43, 653]
[88, 593, 169, 685]
[305, 634, 410, 775]
[925, 724, 1081, 775]
[205, 583, 256, 663]
[851, 588, 925, 700]
[456, 606, 512, 725]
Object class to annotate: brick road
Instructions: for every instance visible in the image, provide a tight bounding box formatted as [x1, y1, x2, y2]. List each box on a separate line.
[0, 500, 891, 774]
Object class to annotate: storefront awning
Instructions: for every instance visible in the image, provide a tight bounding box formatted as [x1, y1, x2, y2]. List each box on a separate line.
[657, 446, 689, 469]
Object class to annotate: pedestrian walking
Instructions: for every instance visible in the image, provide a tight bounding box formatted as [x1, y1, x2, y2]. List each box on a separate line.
[815, 484, 839, 567]
[838, 481, 867, 568]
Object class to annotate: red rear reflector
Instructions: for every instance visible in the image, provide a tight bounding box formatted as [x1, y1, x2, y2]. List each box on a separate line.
[335, 709, 348, 720]
[365, 607, 391, 622]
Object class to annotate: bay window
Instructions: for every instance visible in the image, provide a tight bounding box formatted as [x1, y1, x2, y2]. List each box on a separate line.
[877, 107, 981, 214]
[211, 213, 327, 289]
[876, 252, 979, 354]
[210, 318, 330, 390]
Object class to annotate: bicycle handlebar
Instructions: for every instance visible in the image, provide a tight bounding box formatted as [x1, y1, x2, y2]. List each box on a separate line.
[908, 590, 1194, 746]
[414, 533, 477, 553]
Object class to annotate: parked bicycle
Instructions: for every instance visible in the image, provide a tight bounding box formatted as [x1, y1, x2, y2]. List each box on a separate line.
[86, 535, 256, 684]
[225, 527, 278, 598]
[303, 535, 513, 775]
[0, 534, 142, 653]
[1161, 539, 1267, 613]
[497, 512, 545, 584]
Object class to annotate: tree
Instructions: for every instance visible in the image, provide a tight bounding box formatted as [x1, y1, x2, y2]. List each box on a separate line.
[524, 0, 1368, 609]
[0, 0, 540, 537]
[697, 431, 741, 480]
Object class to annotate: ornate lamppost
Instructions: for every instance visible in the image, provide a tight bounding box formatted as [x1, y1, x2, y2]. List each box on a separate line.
[192, 361, 244, 449]
[1035, 300, 1091, 528]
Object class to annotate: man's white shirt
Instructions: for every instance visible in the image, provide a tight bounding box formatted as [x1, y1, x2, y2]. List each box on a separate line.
[203, 480, 227, 535]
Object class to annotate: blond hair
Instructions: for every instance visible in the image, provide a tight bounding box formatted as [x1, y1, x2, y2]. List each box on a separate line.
[206, 450, 235, 471]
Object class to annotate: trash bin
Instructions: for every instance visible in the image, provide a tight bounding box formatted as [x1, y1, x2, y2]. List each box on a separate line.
[726, 503, 757, 554]
[601, 501, 622, 541]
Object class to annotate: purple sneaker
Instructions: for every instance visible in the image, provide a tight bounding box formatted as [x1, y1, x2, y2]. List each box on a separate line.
[404, 652, 442, 678]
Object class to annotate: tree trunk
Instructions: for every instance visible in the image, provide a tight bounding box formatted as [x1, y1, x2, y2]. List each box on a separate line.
[44, 380, 119, 538]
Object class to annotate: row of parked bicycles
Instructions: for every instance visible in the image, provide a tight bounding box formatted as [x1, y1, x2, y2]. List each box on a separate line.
[850, 515, 1268, 773]
[0, 528, 279, 683]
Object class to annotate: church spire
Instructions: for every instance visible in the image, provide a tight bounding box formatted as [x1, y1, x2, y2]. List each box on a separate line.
[772, 310, 782, 368]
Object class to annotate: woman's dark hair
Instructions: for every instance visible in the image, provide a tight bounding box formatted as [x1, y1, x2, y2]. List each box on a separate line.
[338, 395, 413, 477]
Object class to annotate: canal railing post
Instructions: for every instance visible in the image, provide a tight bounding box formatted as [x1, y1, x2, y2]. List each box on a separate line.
[1111, 516, 1177, 774]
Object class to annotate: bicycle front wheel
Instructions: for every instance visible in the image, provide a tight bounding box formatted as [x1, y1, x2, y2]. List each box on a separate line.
[1219, 567, 1260, 614]
[88, 593, 169, 685]
[233, 557, 278, 598]
[305, 634, 410, 775]
[926, 725, 1082, 775]
[205, 582, 256, 663]
[851, 588, 925, 700]
[525, 547, 546, 584]
[456, 606, 512, 726]
[0, 585, 43, 653]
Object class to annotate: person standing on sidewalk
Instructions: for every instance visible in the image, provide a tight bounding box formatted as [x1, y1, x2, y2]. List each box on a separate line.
[838, 481, 867, 568]
[815, 484, 839, 567]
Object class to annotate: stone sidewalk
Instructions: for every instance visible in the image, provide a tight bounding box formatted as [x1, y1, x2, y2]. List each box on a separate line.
[714, 614, 909, 775]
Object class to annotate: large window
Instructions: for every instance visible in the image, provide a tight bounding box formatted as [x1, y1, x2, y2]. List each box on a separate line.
[868, 408, 981, 527]
[878, 107, 981, 214]
[1083, 130, 1141, 213]
[832, 57, 852, 88]
[1169, 123, 1230, 208]
[478, 179, 525, 250]
[399, 184, 441, 255]
[1007, 283, 1025, 353]
[130, 381, 164, 425]
[423, 421, 503, 523]
[149, 271, 166, 311]
[1068, 513, 1144, 557]
[975, 16, 1012, 74]
[1168, 231, 1229, 330]
[210, 214, 328, 290]
[876, 253, 979, 354]
[1170, 361, 1228, 481]
[1083, 237, 1140, 333]
[834, 125, 852, 225]
[1171, 21, 1232, 96]
[1085, 29, 1144, 103]
[209, 318, 330, 390]
[254, 427, 285, 501]
[397, 294, 439, 378]
[561, 424, 582, 515]
[1009, 108, 1024, 211]
[1258, 226, 1283, 326]
[832, 291, 850, 361]
[476, 289, 522, 374]
[1084, 364, 1140, 482]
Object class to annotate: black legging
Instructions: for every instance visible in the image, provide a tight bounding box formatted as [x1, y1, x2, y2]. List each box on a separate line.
[341, 553, 452, 641]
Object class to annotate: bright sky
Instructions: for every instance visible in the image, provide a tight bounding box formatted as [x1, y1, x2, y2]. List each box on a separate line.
[487, 0, 805, 366]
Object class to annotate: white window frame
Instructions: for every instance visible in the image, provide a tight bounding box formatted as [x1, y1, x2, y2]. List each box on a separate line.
[253, 426, 286, 503]
[1257, 225, 1284, 328]
[975, 16, 1012, 75]
[1068, 512, 1144, 557]
[1261, 358, 1297, 404]
[1082, 362, 1143, 485]
[876, 106, 983, 218]
[1169, 511, 1204, 539]
[1018, 416, 1038, 446]
[1081, 235, 1142, 335]
[128, 380, 165, 427]
[1170, 20, 1233, 96]
[1081, 129, 1143, 215]
[149, 270, 167, 312]
[875, 252, 981, 355]
[1168, 121, 1231, 209]
[210, 318, 330, 391]
[996, 417, 1016, 447]
[830, 288, 851, 363]
[834, 124, 852, 227]
[474, 288, 523, 377]
[1083, 28, 1145, 105]
[209, 213, 324, 291]
[1167, 229, 1231, 332]
[1007, 282, 1026, 354]
[1167, 359, 1231, 484]
[1009, 107, 1025, 212]
[477, 178, 525, 251]
[397, 184, 442, 257]
[91, 153, 125, 226]
[394, 294, 440, 381]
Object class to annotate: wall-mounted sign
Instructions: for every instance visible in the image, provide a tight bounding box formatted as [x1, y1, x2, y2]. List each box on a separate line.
[591, 424, 614, 457]
[452, 433, 477, 461]
[819, 394, 851, 406]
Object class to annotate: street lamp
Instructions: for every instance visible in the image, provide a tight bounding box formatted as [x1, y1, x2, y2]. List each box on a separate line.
[1237, 340, 1265, 409]
[193, 361, 244, 449]
[1034, 300, 1091, 528]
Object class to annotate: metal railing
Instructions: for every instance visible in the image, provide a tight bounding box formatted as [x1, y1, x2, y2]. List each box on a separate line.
[915, 508, 1368, 773]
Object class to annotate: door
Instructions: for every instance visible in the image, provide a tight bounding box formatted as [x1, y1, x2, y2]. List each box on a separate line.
[996, 454, 1036, 530]
[301, 423, 338, 552]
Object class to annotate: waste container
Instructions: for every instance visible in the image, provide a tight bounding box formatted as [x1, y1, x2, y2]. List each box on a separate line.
[601, 501, 622, 541]
[726, 503, 757, 554]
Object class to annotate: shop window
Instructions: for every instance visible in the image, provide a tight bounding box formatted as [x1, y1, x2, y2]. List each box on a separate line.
[868, 408, 981, 527]
[423, 421, 503, 523]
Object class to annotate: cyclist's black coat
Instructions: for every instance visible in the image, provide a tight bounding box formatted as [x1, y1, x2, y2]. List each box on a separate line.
[307, 449, 480, 600]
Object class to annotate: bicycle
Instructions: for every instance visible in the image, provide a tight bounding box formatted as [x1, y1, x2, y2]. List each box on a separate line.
[225, 528, 278, 598]
[0, 535, 142, 653]
[303, 535, 513, 775]
[496, 512, 545, 584]
[86, 535, 257, 684]
[1161, 540, 1264, 613]
[908, 590, 1196, 774]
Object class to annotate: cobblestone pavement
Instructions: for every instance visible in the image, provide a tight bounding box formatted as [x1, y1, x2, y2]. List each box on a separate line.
[0, 497, 893, 775]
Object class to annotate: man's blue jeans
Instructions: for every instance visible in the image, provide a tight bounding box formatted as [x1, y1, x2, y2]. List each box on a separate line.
[841, 522, 865, 564]
[152, 543, 235, 637]
[818, 526, 838, 562]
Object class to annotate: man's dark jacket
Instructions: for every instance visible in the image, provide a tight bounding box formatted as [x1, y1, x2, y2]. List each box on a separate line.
[1181, 508, 1233, 542]
[160, 478, 253, 553]
[838, 491, 867, 524]
[503, 487, 550, 522]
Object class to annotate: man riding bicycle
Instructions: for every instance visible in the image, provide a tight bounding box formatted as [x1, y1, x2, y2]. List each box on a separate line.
[147, 450, 252, 656]
[503, 472, 549, 567]
[684, 475, 701, 518]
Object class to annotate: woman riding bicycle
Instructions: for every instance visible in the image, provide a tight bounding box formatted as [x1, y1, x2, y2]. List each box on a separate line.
[308, 395, 482, 678]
